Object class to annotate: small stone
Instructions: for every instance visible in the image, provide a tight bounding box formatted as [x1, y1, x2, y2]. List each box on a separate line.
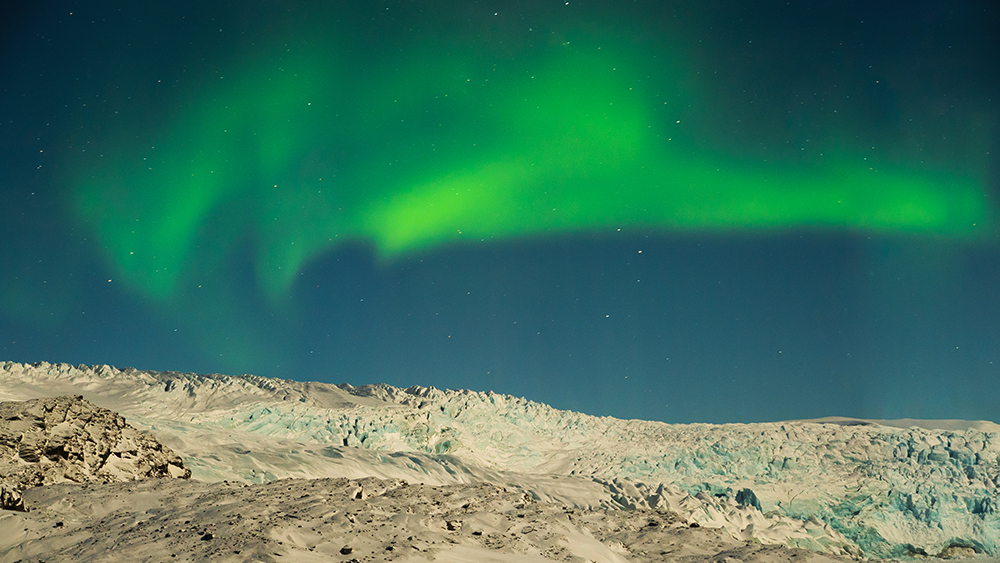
[340, 545, 353, 555]
[201, 532, 214, 541]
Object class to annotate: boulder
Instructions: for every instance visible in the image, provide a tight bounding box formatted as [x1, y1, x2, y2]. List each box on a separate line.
[0, 483, 25, 512]
[735, 488, 762, 512]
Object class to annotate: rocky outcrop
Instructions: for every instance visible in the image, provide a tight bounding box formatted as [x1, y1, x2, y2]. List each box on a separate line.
[0, 395, 190, 511]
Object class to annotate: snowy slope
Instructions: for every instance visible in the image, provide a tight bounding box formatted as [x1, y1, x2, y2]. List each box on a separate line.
[2, 361, 998, 559]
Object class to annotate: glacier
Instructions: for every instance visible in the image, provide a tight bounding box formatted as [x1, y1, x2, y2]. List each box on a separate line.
[1, 360, 998, 560]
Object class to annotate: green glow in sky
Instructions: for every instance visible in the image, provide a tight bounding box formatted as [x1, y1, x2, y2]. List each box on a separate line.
[72, 33, 990, 301]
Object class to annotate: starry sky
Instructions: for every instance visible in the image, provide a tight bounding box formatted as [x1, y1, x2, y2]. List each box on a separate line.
[2, 1, 998, 423]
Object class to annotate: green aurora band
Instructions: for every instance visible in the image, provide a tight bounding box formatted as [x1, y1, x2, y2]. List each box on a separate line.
[72, 35, 989, 302]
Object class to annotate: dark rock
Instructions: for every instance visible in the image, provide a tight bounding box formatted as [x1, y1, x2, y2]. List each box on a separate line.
[0, 484, 26, 512]
[340, 545, 353, 554]
[735, 488, 762, 512]
[201, 533, 214, 541]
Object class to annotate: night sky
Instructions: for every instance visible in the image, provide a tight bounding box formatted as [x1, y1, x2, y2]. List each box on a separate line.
[2, 1, 998, 423]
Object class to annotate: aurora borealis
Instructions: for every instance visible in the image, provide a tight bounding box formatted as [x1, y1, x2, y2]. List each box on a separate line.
[2, 1, 998, 422]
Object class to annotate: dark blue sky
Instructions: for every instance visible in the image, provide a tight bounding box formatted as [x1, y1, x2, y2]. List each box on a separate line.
[1, 1, 998, 423]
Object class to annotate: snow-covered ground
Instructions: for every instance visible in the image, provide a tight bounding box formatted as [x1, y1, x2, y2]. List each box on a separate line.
[2, 361, 998, 560]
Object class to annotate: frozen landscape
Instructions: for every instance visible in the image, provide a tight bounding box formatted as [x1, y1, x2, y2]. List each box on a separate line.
[2, 361, 999, 562]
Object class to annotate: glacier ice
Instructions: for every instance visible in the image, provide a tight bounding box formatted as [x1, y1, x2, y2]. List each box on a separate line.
[2, 360, 999, 559]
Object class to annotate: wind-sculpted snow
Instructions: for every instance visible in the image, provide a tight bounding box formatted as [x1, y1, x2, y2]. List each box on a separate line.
[2, 361, 999, 559]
